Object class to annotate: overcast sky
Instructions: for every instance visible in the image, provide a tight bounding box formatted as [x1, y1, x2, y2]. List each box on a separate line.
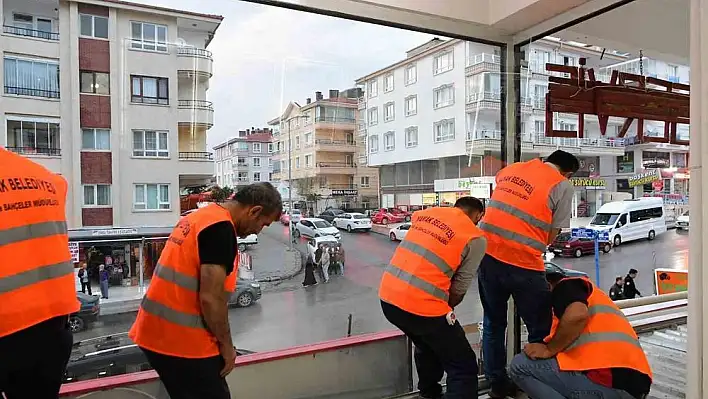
[136, 0, 436, 149]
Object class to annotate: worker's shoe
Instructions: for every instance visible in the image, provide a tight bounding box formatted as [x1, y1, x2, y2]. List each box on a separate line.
[488, 380, 519, 398]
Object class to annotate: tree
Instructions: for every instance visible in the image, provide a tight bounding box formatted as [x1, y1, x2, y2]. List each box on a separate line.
[222, 186, 234, 200]
[293, 178, 320, 214]
[210, 186, 228, 202]
[186, 185, 208, 195]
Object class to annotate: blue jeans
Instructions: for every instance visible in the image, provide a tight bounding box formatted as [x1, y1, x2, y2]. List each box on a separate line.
[478, 254, 552, 387]
[509, 354, 636, 399]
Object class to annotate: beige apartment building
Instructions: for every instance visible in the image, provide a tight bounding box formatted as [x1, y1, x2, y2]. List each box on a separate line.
[269, 89, 379, 211]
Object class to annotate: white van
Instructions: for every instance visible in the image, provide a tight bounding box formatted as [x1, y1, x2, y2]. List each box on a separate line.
[588, 197, 667, 246]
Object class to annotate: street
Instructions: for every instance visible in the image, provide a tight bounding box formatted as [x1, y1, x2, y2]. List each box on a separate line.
[76, 224, 688, 353]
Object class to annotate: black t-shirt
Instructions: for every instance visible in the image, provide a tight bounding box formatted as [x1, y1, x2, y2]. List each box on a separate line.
[197, 221, 237, 276]
[552, 279, 651, 398]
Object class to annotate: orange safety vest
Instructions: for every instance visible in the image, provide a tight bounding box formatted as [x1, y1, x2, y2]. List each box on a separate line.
[129, 203, 237, 358]
[379, 207, 484, 317]
[0, 148, 80, 338]
[546, 277, 653, 379]
[479, 159, 565, 271]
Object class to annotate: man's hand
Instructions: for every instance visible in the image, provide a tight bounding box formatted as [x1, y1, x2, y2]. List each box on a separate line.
[523, 343, 554, 360]
[219, 344, 237, 377]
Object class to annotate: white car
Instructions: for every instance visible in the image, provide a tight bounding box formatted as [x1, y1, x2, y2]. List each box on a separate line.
[294, 218, 342, 240]
[306, 236, 344, 262]
[676, 210, 689, 230]
[333, 212, 372, 232]
[238, 234, 258, 251]
[389, 223, 411, 241]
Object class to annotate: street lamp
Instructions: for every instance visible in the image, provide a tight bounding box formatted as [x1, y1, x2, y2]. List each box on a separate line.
[283, 113, 309, 250]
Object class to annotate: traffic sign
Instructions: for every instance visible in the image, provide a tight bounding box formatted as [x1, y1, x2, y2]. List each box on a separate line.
[570, 228, 609, 285]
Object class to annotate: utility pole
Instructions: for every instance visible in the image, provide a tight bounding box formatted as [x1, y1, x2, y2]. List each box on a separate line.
[288, 118, 293, 251]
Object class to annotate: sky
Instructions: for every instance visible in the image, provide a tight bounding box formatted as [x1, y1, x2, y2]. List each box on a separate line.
[134, 0, 437, 149]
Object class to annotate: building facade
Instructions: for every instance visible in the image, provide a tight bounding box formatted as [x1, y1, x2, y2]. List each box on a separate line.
[213, 128, 275, 188]
[270, 89, 379, 211]
[0, 0, 219, 228]
[356, 37, 690, 216]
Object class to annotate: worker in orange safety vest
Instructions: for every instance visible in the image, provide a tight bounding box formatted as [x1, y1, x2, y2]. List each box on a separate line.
[379, 197, 487, 399]
[129, 183, 282, 399]
[477, 150, 580, 398]
[0, 147, 80, 399]
[509, 269, 652, 399]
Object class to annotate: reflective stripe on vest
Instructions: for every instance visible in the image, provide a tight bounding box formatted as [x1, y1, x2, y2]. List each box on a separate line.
[0, 220, 68, 246]
[383, 264, 449, 302]
[566, 331, 643, 352]
[397, 240, 455, 278]
[486, 200, 552, 231]
[478, 221, 547, 252]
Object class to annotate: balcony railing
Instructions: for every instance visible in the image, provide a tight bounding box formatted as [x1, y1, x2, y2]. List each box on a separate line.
[314, 116, 356, 124]
[232, 162, 249, 168]
[3, 25, 59, 41]
[466, 130, 628, 148]
[317, 162, 356, 168]
[466, 91, 533, 106]
[176, 46, 213, 59]
[6, 146, 61, 156]
[466, 53, 500, 67]
[358, 97, 366, 110]
[177, 99, 213, 110]
[178, 152, 213, 160]
[315, 139, 356, 146]
[4, 85, 59, 99]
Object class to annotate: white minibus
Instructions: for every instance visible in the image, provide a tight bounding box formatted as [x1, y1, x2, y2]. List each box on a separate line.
[588, 197, 667, 246]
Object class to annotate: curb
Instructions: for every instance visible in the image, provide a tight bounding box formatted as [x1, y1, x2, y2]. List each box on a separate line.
[255, 247, 304, 283]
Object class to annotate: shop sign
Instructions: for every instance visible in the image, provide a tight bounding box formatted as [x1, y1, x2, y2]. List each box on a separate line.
[422, 193, 437, 205]
[434, 177, 495, 193]
[331, 189, 357, 196]
[570, 178, 606, 190]
[628, 169, 660, 188]
[469, 183, 492, 199]
[654, 268, 688, 295]
[91, 228, 139, 237]
[69, 242, 79, 263]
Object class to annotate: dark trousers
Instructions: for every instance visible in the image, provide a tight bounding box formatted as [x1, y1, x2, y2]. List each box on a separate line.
[478, 254, 552, 388]
[142, 347, 231, 399]
[381, 301, 478, 399]
[0, 315, 73, 399]
[81, 281, 92, 295]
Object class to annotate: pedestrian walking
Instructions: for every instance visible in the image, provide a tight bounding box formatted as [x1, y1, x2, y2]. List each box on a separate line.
[129, 183, 282, 399]
[79, 262, 92, 295]
[608, 276, 624, 301]
[0, 147, 80, 399]
[379, 197, 487, 399]
[302, 255, 318, 287]
[477, 150, 579, 398]
[509, 268, 652, 399]
[623, 268, 642, 299]
[99, 264, 109, 299]
[320, 246, 331, 283]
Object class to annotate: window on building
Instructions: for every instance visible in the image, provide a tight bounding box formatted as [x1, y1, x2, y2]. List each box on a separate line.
[534, 120, 545, 134]
[305, 154, 313, 167]
[80, 71, 110, 95]
[434, 119, 455, 143]
[269, 172, 273, 181]
[252, 142, 262, 153]
[79, 14, 108, 39]
[132, 130, 168, 158]
[404, 95, 417, 116]
[3, 56, 59, 99]
[295, 135, 301, 149]
[268, 143, 274, 153]
[295, 157, 301, 168]
[236, 156, 247, 166]
[433, 84, 455, 109]
[237, 172, 249, 182]
[384, 102, 395, 122]
[253, 172, 261, 182]
[82, 128, 110, 150]
[238, 142, 248, 151]
[304, 132, 313, 145]
[268, 158, 273, 167]
[360, 176, 370, 188]
[384, 74, 394, 92]
[368, 79, 378, 98]
[83, 184, 111, 207]
[10, 13, 55, 40]
[405, 126, 418, 148]
[133, 184, 170, 210]
[433, 51, 454, 74]
[131, 21, 168, 52]
[368, 107, 379, 126]
[369, 135, 379, 153]
[252, 157, 261, 167]
[130, 75, 169, 105]
[559, 122, 576, 131]
[384, 131, 395, 151]
[405, 64, 417, 85]
[5, 118, 60, 155]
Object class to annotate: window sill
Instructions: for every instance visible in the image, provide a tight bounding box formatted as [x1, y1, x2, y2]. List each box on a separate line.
[434, 138, 456, 144]
[433, 68, 453, 76]
[132, 208, 172, 213]
[405, 80, 417, 86]
[384, 118, 395, 123]
[406, 144, 418, 148]
[405, 112, 417, 117]
[131, 156, 171, 160]
[79, 35, 109, 41]
[80, 92, 111, 97]
[3, 93, 60, 102]
[82, 205, 113, 209]
[130, 102, 171, 107]
[384, 89, 394, 94]
[128, 47, 170, 55]
[433, 102, 455, 110]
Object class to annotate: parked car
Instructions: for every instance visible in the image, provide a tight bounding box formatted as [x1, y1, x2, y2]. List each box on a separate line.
[676, 210, 689, 231]
[384, 208, 412, 222]
[544, 261, 588, 278]
[229, 278, 262, 307]
[371, 209, 407, 225]
[238, 234, 258, 251]
[70, 293, 100, 333]
[318, 209, 345, 223]
[306, 236, 345, 266]
[333, 212, 372, 232]
[280, 209, 302, 225]
[294, 218, 342, 240]
[389, 222, 411, 241]
[547, 231, 612, 258]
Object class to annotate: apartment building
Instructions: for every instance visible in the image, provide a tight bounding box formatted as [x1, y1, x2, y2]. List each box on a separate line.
[213, 128, 275, 188]
[0, 0, 219, 228]
[356, 37, 690, 216]
[269, 89, 379, 210]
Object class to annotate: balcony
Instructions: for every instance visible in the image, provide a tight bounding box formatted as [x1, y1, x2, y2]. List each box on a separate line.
[314, 139, 357, 152]
[358, 97, 366, 110]
[4, 85, 59, 99]
[178, 152, 214, 180]
[176, 47, 213, 79]
[232, 162, 249, 169]
[465, 130, 628, 156]
[358, 154, 368, 166]
[313, 116, 357, 129]
[315, 162, 356, 175]
[466, 53, 500, 74]
[177, 100, 214, 128]
[3, 25, 58, 41]
[6, 146, 62, 172]
[465, 91, 531, 113]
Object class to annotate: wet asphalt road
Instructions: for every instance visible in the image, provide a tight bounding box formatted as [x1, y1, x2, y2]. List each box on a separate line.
[75, 224, 688, 352]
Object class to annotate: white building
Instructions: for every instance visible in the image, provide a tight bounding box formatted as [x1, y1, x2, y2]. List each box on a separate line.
[213, 128, 275, 188]
[356, 37, 690, 217]
[0, 0, 220, 228]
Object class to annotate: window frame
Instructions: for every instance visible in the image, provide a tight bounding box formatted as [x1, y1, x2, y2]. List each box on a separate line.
[305, 154, 313, 168]
[252, 142, 262, 153]
[3, 56, 60, 99]
[253, 172, 261, 182]
[5, 117, 61, 154]
[433, 50, 454, 75]
[80, 71, 110, 95]
[252, 157, 261, 167]
[133, 183, 171, 211]
[79, 14, 108, 40]
[132, 129, 169, 158]
[130, 75, 169, 105]
[369, 135, 379, 153]
[130, 21, 168, 53]
[267, 143, 274, 153]
[384, 73, 394, 93]
[404, 63, 417, 85]
[405, 126, 418, 148]
[368, 79, 378, 98]
[82, 184, 111, 207]
[368, 107, 379, 126]
[433, 118, 456, 143]
[81, 128, 111, 151]
[383, 131, 395, 151]
[404, 95, 417, 117]
[433, 84, 455, 109]
[360, 176, 370, 188]
[384, 102, 395, 122]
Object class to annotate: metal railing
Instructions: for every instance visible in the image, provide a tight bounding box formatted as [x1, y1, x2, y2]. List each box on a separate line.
[466, 130, 628, 148]
[314, 116, 357, 124]
[466, 90, 532, 105]
[178, 152, 213, 160]
[316, 162, 356, 168]
[315, 139, 356, 146]
[5, 85, 59, 99]
[466, 53, 500, 67]
[6, 146, 61, 156]
[176, 46, 213, 59]
[3, 25, 59, 41]
[177, 99, 213, 110]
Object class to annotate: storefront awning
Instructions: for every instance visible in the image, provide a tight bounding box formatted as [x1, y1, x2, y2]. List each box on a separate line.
[68, 226, 174, 243]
